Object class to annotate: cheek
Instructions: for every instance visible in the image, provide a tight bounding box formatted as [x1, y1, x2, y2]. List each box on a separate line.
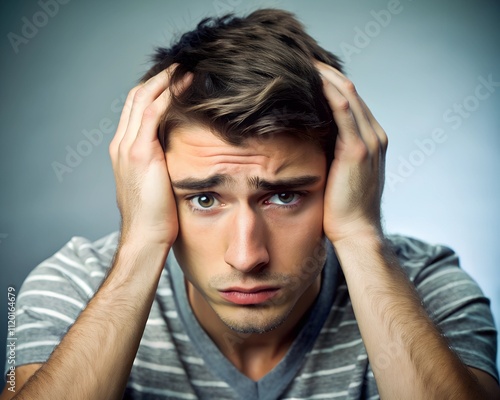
[267, 196, 325, 267]
[173, 213, 225, 281]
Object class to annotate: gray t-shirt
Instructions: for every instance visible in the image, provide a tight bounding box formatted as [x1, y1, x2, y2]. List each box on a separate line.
[4, 232, 498, 399]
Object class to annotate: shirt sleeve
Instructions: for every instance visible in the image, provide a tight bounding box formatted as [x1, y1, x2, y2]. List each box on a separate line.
[389, 234, 499, 383]
[3, 233, 117, 378]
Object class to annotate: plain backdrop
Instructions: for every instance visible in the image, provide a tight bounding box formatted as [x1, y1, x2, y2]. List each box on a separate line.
[1, 0, 499, 382]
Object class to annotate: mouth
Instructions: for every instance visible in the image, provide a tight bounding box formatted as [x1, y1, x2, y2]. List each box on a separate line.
[218, 286, 280, 305]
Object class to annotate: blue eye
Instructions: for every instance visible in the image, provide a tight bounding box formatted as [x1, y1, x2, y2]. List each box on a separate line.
[267, 192, 302, 206]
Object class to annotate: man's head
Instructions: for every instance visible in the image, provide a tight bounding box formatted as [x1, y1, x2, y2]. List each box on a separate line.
[143, 9, 342, 335]
[141, 8, 343, 165]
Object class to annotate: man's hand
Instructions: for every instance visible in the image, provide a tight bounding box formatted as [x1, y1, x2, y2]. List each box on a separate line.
[109, 64, 191, 247]
[316, 62, 499, 399]
[10, 67, 193, 400]
[317, 61, 388, 245]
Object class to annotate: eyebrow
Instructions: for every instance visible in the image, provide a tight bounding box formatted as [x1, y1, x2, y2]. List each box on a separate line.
[171, 174, 232, 190]
[249, 175, 321, 191]
[171, 174, 321, 191]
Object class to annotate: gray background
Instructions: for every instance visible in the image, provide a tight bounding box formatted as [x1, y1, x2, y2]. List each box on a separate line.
[1, 0, 499, 382]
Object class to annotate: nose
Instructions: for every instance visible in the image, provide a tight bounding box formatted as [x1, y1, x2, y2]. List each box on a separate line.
[224, 205, 270, 273]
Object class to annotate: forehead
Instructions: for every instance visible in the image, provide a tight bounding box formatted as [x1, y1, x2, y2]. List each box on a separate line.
[166, 125, 326, 180]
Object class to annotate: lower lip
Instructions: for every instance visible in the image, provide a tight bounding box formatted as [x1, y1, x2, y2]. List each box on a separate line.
[219, 289, 279, 305]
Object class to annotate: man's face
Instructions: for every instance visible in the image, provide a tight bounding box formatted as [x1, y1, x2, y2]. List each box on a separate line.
[167, 125, 328, 334]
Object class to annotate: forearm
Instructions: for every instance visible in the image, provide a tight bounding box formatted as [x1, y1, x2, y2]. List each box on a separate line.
[14, 241, 169, 400]
[334, 234, 485, 400]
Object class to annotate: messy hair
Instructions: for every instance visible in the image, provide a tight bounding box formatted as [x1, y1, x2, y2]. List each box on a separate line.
[141, 8, 343, 164]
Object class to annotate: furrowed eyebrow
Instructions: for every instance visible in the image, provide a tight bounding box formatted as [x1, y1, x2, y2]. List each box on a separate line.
[171, 174, 234, 190]
[171, 174, 321, 191]
[249, 175, 321, 191]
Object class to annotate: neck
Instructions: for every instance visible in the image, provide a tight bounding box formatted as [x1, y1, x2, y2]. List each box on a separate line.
[186, 275, 322, 380]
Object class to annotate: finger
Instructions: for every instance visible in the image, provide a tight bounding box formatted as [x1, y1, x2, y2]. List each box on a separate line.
[121, 64, 178, 147]
[135, 89, 170, 145]
[109, 85, 140, 161]
[319, 73, 362, 147]
[358, 96, 389, 152]
[136, 71, 193, 144]
[321, 63, 388, 152]
[325, 61, 388, 150]
[316, 61, 380, 151]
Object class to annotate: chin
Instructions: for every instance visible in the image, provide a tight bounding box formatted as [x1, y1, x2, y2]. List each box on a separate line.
[216, 304, 294, 334]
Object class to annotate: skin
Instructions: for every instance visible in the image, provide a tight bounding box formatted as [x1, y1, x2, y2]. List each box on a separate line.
[166, 127, 327, 376]
[1, 62, 498, 399]
[316, 62, 499, 399]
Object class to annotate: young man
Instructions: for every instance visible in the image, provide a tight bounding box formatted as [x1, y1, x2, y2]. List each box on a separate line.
[2, 9, 499, 399]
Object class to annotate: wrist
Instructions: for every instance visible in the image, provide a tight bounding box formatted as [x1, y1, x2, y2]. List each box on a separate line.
[332, 230, 402, 280]
[118, 231, 173, 251]
[333, 232, 386, 260]
[120, 227, 177, 247]
[106, 239, 170, 291]
[327, 221, 384, 248]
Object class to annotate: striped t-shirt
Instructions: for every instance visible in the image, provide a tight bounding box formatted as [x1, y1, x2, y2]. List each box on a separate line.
[4, 232, 498, 399]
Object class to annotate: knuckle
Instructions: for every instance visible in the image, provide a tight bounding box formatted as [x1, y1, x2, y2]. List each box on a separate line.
[128, 85, 141, 98]
[128, 146, 140, 162]
[133, 86, 149, 103]
[142, 104, 158, 120]
[125, 86, 140, 105]
[342, 79, 357, 94]
[335, 98, 350, 111]
[352, 140, 369, 160]
[128, 143, 147, 163]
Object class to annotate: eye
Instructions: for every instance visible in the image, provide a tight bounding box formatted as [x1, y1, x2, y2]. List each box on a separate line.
[191, 194, 217, 209]
[267, 192, 302, 206]
[196, 195, 215, 208]
[187, 194, 221, 212]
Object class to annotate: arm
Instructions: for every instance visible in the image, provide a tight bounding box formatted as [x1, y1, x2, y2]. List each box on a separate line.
[317, 61, 500, 399]
[6, 66, 189, 400]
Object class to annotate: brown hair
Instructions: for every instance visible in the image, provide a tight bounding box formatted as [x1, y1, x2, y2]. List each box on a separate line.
[141, 8, 343, 164]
